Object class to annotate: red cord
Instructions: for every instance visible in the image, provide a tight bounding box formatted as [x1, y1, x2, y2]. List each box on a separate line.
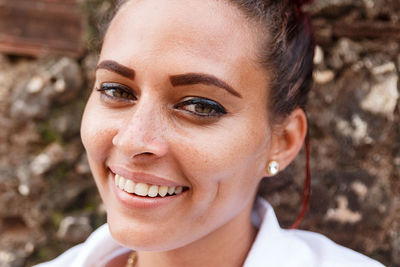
[289, 132, 311, 229]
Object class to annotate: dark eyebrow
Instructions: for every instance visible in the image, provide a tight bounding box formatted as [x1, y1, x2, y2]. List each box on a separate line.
[170, 73, 242, 98]
[96, 60, 135, 80]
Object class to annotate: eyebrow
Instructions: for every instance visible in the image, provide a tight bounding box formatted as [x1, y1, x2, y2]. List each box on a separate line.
[95, 60, 241, 98]
[170, 73, 242, 98]
[96, 60, 135, 80]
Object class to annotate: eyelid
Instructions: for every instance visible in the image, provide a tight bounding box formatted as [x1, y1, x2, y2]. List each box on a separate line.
[97, 82, 133, 92]
[96, 82, 137, 102]
[177, 98, 226, 111]
[175, 97, 227, 117]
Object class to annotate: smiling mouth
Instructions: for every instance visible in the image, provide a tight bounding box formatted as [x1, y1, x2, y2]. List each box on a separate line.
[115, 174, 188, 198]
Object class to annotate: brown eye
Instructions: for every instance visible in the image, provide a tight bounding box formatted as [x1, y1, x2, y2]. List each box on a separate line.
[175, 97, 227, 117]
[97, 83, 136, 102]
[194, 103, 215, 114]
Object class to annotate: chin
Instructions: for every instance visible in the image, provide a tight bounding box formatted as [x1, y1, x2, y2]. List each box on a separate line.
[106, 211, 195, 252]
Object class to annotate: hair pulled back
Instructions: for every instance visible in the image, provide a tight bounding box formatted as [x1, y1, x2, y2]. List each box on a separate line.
[228, 0, 314, 121]
[224, 0, 314, 229]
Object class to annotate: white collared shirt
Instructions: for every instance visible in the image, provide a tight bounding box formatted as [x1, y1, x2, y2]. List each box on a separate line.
[34, 198, 385, 267]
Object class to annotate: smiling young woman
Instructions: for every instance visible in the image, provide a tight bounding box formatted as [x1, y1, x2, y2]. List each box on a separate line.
[35, 0, 384, 266]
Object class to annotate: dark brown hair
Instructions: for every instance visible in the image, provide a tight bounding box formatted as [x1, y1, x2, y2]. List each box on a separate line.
[223, 0, 313, 229]
[229, 0, 314, 120]
[224, 0, 314, 229]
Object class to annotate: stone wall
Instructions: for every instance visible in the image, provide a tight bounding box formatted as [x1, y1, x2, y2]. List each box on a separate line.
[0, 0, 399, 266]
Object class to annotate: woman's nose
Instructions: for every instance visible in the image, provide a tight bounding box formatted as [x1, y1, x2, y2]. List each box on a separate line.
[111, 100, 169, 160]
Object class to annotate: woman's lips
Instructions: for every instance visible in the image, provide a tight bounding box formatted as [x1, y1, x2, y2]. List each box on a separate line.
[114, 174, 185, 197]
[109, 165, 187, 187]
[107, 167, 189, 208]
[111, 174, 188, 209]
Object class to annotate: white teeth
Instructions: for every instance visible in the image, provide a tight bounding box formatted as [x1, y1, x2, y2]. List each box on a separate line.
[124, 179, 136, 193]
[118, 176, 126, 189]
[115, 174, 120, 186]
[114, 174, 185, 197]
[168, 186, 176, 195]
[135, 183, 149, 196]
[159, 186, 168, 197]
[148, 185, 159, 197]
[175, 186, 183, 194]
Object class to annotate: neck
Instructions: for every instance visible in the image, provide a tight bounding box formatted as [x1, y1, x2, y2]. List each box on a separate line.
[136, 200, 257, 267]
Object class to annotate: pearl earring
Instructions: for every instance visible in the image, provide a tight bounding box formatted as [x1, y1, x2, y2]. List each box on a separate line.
[267, 160, 280, 175]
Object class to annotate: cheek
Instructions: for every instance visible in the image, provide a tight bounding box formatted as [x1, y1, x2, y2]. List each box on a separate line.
[172, 116, 269, 194]
[167, 117, 269, 233]
[80, 94, 116, 164]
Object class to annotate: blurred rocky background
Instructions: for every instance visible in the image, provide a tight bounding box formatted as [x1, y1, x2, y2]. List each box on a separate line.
[0, 0, 398, 266]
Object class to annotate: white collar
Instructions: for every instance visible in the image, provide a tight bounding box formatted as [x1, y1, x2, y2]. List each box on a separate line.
[38, 197, 383, 267]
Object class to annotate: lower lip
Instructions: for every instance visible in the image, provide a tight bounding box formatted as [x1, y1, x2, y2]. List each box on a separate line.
[110, 175, 186, 209]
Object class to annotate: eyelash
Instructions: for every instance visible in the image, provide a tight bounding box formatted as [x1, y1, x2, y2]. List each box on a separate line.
[96, 82, 227, 117]
[174, 98, 227, 117]
[96, 83, 136, 102]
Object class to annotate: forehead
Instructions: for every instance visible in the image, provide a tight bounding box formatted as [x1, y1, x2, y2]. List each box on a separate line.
[102, 0, 263, 76]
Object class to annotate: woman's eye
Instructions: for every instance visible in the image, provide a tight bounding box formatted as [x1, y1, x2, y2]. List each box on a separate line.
[175, 98, 227, 117]
[96, 83, 136, 102]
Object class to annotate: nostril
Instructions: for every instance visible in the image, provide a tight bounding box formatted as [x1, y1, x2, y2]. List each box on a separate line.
[111, 124, 168, 159]
[135, 152, 155, 157]
[129, 151, 158, 160]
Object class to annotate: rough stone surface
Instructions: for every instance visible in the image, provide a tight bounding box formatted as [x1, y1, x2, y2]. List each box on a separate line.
[0, 1, 398, 267]
[56, 216, 92, 243]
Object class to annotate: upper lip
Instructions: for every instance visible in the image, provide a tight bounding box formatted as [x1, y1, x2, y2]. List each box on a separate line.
[109, 165, 186, 187]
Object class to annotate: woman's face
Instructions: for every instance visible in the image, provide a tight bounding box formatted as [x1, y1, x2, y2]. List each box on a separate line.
[81, 0, 273, 251]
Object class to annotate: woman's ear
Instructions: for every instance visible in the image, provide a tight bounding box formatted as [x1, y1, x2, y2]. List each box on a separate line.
[266, 108, 307, 176]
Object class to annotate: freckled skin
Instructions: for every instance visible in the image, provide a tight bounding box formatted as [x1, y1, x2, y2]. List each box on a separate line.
[80, 0, 306, 266]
